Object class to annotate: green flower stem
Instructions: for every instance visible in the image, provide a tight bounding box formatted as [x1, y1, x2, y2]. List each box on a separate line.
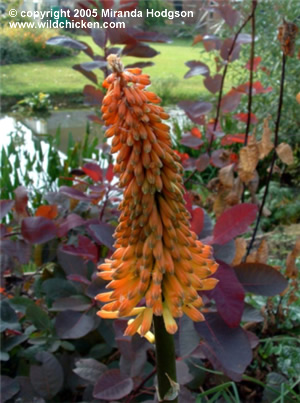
[153, 315, 178, 403]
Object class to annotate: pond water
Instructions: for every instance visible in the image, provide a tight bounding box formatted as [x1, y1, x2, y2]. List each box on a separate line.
[0, 106, 186, 194]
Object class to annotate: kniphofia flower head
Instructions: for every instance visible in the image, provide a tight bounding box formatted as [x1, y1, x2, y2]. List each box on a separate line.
[96, 55, 219, 336]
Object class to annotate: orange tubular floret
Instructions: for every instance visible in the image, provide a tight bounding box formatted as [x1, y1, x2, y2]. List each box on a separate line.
[95, 55, 219, 336]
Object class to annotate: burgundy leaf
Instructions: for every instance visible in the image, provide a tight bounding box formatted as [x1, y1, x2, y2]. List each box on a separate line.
[180, 133, 203, 149]
[202, 35, 222, 52]
[176, 360, 193, 385]
[100, 0, 114, 9]
[55, 310, 95, 339]
[205, 261, 245, 327]
[1, 376, 20, 402]
[0, 239, 31, 265]
[105, 164, 114, 182]
[204, 74, 223, 94]
[46, 36, 87, 50]
[88, 223, 115, 250]
[245, 56, 262, 71]
[30, 352, 63, 399]
[178, 100, 212, 125]
[184, 61, 210, 78]
[213, 240, 236, 264]
[221, 133, 247, 146]
[93, 369, 133, 400]
[57, 214, 85, 238]
[195, 312, 252, 381]
[73, 64, 98, 84]
[218, 4, 240, 28]
[57, 248, 88, 277]
[67, 274, 91, 286]
[91, 28, 107, 49]
[213, 204, 258, 245]
[52, 296, 91, 312]
[220, 90, 242, 113]
[195, 153, 210, 173]
[233, 263, 288, 296]
[125, 61, 154, 69]
[62, 235, 98, 263]
[122, 43, 159, 58]
[177, 315, 200, 357]
[82, 163, 103, 182]
[245, 330, 260, 348]
[236, 81, 273, 95]
[220, 38, 241, 62]
[210, 149, 230, 168]
[107, 26, 136, 45]
[190, 207, 204, 236]
[117, 336, 149, 378]
[80, 61, 107, 71]
[59, 186, 93, 201]
[234, 113, 258, 124]
[21, 217, 56, 244]
[0, 200, 14, 220]
[128, 29, 171, 43]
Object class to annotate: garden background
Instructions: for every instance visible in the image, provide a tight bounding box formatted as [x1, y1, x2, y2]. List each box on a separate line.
[0, 0, 300, 402]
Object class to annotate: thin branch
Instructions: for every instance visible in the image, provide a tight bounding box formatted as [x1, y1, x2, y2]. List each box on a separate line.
[244, 0, 258, 145]
[246, 53, 287, 257]
[127, 368, 157, 402]
[185, 7, 255, 184]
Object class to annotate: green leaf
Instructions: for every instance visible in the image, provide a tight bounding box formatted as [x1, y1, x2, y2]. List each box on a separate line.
[26, 304, 52, 331]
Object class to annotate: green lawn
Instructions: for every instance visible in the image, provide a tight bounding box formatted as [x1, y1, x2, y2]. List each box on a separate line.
[1, 38, 218, 105]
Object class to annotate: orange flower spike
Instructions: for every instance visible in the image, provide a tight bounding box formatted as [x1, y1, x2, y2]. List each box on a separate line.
[95, 55, 219, 336]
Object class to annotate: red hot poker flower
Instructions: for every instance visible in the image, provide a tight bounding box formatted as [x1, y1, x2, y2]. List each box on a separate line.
[96, 55, 218, 336]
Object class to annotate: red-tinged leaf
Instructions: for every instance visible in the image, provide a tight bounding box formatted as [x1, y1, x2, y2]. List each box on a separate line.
[190, 207, 204, 235]
[178, 100, 212, 125]
[100, 0, 113, 9]
[213, 240, 236, 265]
[122, 42, 159, 58]
[202, 35, 222, 52]
[0, 200, 14, 220]
[57, 214, 85, 238]
[213, 204, 258, 245]
[192, 34, 203, 46]
[211, 149, 230, 168]
[107, 26, 135, 45]
[21, 217, 56, 244]
[196, 153, 210, 172]
[0, 239, 31, 266]
[176, 360, 194, 385]
[105, 164, 114, 182]
[180, 133, 204, 149]
[191, 127, 202, 138]
[80, 61, 107, 71]
[30, 352, 63, 399]
[59, 186, 92, 201]
[46, 36, 87, 50]
[91, 28, 107, 49]
[195, 312, 252, 381]
[14, 186, 29, 219]
[55, 310, 95, 339]
[118, 0, 139, 13]
[235, 81, 273, 95]
[67, 274, 91, 285]
[128, 29, 170, 43]
[184, 61, 210, 79]
[52, 296, 91, 312]
[82, 163, 103, 182]
[218, 4, 240, 28]
[62, 235, 98, 263]
[88, 223, 115, 250]
[125, 61, 154, 69]
[73, 64, 98, 84]
[206, 120, 224, 140]
[220, 38, 241, 62]
[220, 90, 241, 113]
[35, 205, 58, 220]
[1, 376, 20, 402]
[246, 330, 260, 348]
[221, 133, 247, 146]
[93, 369, 133, 400]
[234, 113, 258, 124]
[233, 263, 288, 296]
[183, 192, 193, 213]
[245, 56, 262, 71]
[178, 315, 200, 357]
[205, 261, 245, 327]
[204, 74, 223, 94]
[117, 336, 149, 378]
